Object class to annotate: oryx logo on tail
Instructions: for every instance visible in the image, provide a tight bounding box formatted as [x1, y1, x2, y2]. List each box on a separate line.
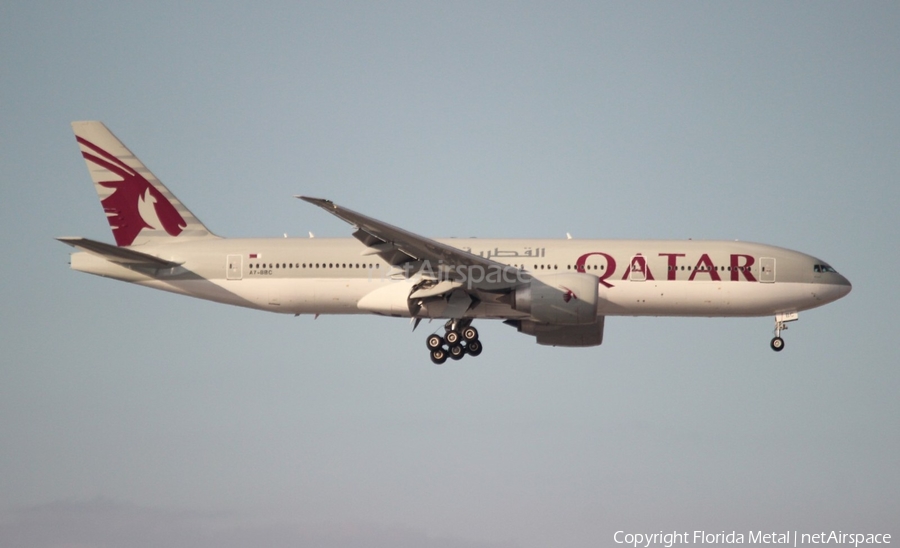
[77, 136, 186, 246]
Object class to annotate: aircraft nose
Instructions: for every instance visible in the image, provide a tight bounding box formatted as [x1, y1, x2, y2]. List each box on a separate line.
[835, 274, 852, 296]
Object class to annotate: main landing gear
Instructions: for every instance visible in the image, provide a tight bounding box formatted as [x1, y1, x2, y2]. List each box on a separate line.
[770, 312, 799, 352]
[426, 320, 482, 364]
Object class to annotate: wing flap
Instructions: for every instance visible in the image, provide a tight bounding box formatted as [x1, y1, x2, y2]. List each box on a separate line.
[409, 280, 465, 299]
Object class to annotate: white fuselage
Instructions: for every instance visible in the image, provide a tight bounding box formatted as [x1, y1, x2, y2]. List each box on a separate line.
[70, 237, 852, 320]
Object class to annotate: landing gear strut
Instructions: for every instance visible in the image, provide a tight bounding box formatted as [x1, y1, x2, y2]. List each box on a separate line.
[770, 312, 798, 352]
[427, 319, 482, 364]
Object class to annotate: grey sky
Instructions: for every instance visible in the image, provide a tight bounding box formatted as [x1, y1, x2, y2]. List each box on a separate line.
[1, 2, 897, 547]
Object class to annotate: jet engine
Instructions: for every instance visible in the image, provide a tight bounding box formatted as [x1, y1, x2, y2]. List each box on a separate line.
[512, 272, 600, 325]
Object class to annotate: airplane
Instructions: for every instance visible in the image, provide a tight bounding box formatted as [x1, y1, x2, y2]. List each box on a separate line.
[59, 121, 852, 364]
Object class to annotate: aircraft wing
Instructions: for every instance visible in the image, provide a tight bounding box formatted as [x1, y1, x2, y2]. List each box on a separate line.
[57, 237, 182, 269]
[298, 197, 525, 291]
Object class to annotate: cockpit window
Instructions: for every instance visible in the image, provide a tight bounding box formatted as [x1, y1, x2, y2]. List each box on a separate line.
[814, 264, 837, 273]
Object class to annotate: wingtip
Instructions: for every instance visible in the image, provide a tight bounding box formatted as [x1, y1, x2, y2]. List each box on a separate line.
[296, 196, 335, 208]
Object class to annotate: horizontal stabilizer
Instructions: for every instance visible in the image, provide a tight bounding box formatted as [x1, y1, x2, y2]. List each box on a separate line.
[57, 237, 182, 268]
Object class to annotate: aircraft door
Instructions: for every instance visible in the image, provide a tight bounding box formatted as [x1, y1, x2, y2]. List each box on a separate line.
[629, 254, 647, 281]
[226, 254, 243, 280]
[759, 257, 775, 283]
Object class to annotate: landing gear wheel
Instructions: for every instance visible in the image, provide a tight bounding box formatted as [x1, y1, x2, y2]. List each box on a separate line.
[430, 348, 448, 364]
[445, 330, 460, 345]
[771, 337, 785, 352]
[448, 344, 465, 360]
[461, 326, 479, 342]
[466, 340, 483, 357]
[426, 334, 444, 350]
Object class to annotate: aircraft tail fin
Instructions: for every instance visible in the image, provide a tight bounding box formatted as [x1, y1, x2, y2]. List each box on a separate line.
[71, 121, 218, 247]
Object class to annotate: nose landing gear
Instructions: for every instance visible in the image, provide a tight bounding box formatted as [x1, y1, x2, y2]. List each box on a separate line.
[427, 320, 482, 364]
[770, 312, 798, 352]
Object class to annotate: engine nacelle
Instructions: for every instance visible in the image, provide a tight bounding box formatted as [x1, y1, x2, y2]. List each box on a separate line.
[513, 272, 600, 325]
[509, 318, 605, 347]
